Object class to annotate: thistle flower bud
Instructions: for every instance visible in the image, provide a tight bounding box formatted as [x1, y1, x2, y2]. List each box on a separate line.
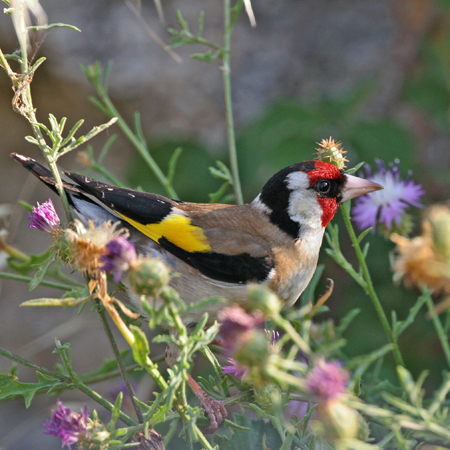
[128, 256, 170, 296]
[232, 329, 271, 368]
[427, 205, 450, 264]
[313, 399, 359, 443]
[315, 137, 348, 170]
[52, 229, 76, 265]
[131, 429, 165, 450]
[246, 285, 281, 317]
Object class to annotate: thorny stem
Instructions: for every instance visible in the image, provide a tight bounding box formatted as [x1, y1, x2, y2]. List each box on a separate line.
[94, 299, 144, 424]
[222, 0, 243, 205]
[56, 339, 136, 427]
[92, 81, 179, 200]
[0, 346, 71, 384]
[0, 271, 75, 291]
[424, 291, 450, 370]
[0, 16, 73, 222]
[340, 201, 404, 367]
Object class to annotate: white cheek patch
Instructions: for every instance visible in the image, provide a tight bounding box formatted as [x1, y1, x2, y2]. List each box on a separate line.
[285, 172, 323, 232]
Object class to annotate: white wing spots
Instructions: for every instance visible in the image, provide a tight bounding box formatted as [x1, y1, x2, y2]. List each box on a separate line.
[285, 171, 323, 234]
[128, 193, 136, 198]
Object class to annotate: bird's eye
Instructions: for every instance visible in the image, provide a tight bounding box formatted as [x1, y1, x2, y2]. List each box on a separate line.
[316, 180, 331, 194]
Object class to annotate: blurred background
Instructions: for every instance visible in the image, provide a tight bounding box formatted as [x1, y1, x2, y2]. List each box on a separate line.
[0, 0, 449, 448]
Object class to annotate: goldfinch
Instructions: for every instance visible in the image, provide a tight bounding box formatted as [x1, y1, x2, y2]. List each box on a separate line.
[11, 152, 382, 431]
[12, 153, 382, 319]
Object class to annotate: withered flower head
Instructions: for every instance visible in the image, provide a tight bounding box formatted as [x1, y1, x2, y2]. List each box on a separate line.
[391, 205, 450, 295]
[64, 220, 126, 274]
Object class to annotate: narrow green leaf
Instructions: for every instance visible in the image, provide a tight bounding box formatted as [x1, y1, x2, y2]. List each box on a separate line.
[108, 392, 123, 432]
[20, 296, 89, 307]
[191, 50, 219, 62]
[167, 147, 183, 185]
[184, 296, 225, 315]
[130, 325, 150, 367]
[335, 308, 360, 335]
[24, 135, 40, 146]
[98, 134, 118, 164]
[355, 227, 373, 245]
[208, 181, 232, 203]
[61, 119, 84, 147]
[59, 118, 117, 156]
[345, 161, 365, 174]
[88, 96, 110, 115]
[197, 10, 205, 38]
[393, 293, 428, 338]
[28, 256, 53, 291]
[27, 23, 81, 32]
[176, 9, 189, 31]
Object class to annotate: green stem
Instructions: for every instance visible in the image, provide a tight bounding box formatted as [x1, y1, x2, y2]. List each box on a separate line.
[341, 202, 404, 367]
[222, 0, 243, 205]
[89, 162, 127, 188]
[9, 9, 73, 223]
[0, 271, 74, 290]
[0, 346, 71, 384]
[424, 291, 450, 369]
[80, 364, 141, 385]
[272, 314, 311, 356]
[94, 86, 178, 199]
[94, 300, 144, 423]
[56, 339, 136, 427]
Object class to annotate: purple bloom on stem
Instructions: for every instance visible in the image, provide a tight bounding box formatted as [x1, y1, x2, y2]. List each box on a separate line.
[218, 305, 264, 351]
[100, 235, 136, 283]
[222, 329, 280, 380]
[305, 359, 349, 401]
[28, 199, 60, 232]
[221, 357, 249, 380]
[43, 400, 88, 449]
[351, 160, 424, 231]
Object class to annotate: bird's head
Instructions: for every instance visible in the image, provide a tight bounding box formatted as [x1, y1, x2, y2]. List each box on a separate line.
[255, 160, 383, 239]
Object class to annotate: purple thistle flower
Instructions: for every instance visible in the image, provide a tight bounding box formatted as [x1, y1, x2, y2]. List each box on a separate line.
[221, 357, 249, 380]
[43, 400, 88, 449]
[351, 160, 424, 232]
[305, 359, 349, 401]
[222, 329, 280, 380]
[100, 235, 136, 283]
[218, 305, 265, 351]
[28, 199, 60, 232]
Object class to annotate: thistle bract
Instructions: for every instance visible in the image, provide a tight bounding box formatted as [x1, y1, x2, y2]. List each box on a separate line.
[128, 256, 171, 296]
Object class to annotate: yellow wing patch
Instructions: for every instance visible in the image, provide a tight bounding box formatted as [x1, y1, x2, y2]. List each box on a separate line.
[117, 213, 211, 253]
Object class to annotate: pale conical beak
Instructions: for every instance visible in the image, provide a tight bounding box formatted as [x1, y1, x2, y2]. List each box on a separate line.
[341, 173, 384, 202]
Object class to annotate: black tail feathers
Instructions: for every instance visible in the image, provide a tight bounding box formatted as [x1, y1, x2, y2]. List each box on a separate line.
[10, 153, 82, 198]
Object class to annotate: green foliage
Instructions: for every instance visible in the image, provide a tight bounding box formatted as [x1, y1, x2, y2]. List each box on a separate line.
[0, 372, 63, 408]
[3, 1, 450, 449]
[212, 413, 282, 449]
